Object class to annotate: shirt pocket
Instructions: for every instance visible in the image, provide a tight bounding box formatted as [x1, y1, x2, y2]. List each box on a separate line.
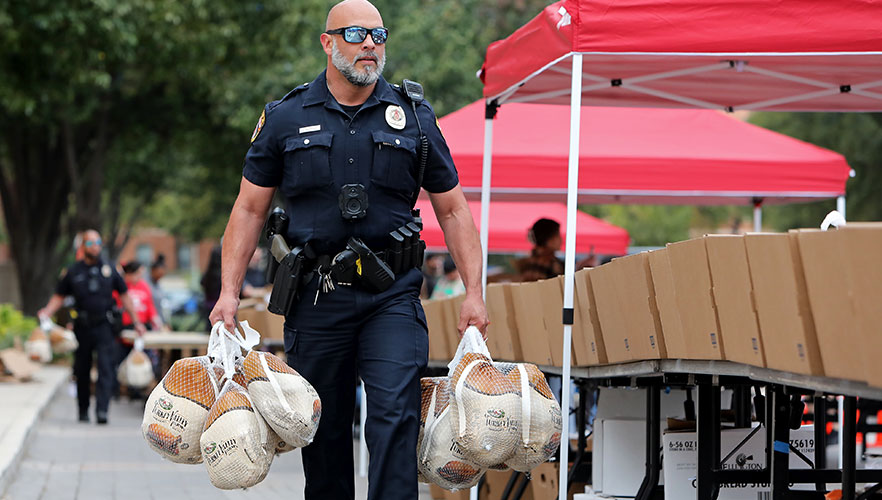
[370, 130, 417, 195]
[282, 132, 334, 196]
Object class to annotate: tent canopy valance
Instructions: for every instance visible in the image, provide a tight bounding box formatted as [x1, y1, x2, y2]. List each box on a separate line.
[440, 100, 851, 206]
[480, 0, 882, 111]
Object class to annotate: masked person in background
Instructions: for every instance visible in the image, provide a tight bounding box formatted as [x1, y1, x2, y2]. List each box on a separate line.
[38, 230, 146, 424]
[516, 218, 565, 282]
[113, 261, 164, 399]
[208, 1, 487, 498]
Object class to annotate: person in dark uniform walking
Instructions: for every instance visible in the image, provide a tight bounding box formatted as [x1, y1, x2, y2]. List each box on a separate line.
[39, 229, 145, 424]
[209, 1, 487, 498]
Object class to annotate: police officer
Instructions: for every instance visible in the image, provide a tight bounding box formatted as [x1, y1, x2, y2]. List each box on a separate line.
[210, 1, 488, 498]
[38, 229, 145, 424]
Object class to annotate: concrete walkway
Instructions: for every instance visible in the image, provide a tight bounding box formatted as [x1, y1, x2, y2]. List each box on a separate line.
[1, 375, 433, 500]
[0, 365, 70, 496]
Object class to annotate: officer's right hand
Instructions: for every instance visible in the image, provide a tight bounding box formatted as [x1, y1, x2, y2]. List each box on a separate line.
[209, 293, 239, 334]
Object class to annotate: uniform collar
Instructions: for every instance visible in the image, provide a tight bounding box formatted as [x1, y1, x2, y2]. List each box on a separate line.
[302, 70, 399, 109]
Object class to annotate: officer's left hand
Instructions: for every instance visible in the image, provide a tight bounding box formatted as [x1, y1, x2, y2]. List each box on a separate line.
[457, 292, 489, 340]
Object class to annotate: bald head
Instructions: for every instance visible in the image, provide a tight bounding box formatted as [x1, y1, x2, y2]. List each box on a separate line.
[326, 0, 382, 31]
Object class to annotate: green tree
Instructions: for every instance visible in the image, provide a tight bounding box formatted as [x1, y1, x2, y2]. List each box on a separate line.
[749, 112, 882, 230]
[1, 0, 550, 314]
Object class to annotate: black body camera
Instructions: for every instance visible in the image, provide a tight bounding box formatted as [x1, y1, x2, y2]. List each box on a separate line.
[339, 183, 369, 220]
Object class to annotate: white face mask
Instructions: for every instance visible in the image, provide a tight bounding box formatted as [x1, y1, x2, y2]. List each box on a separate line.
[331, 38, 385, 87]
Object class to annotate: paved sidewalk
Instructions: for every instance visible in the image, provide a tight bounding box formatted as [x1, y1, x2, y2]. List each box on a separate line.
[0, 365, 70, 495]
[1, 382, 433, 500]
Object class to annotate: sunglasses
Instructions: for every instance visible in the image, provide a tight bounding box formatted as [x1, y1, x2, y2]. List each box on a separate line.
[325, 26, 388, 45]
[84, 239, 102, 248]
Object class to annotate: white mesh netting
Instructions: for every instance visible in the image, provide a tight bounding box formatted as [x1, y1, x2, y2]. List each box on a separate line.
[118, 339, 154, 389]
[494, 362, 562, 472]
[200, 380, 273, 489]
[142, 356, 220, 464]
[140, 321, 322, 489]
[241, 350, 321, 448]
[417, 376, 486, 490]
[449, 351, 521, 468]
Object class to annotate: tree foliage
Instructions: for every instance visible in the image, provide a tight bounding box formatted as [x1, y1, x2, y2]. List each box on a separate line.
[748, 112, 882, 230]
[1, 0, 550, 313]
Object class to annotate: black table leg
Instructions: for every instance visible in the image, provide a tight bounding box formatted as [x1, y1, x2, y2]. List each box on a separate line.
[770, 386, 792, 500]
[843, 396, 857, 500]
[697, 383, 722, 500]
[635, 384, 661, 500]
[815, 396, 827, 493]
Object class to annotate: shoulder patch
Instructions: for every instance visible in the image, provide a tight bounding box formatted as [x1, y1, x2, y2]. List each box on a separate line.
[250, 109, 266, 143]
[435, 117, 444, 138]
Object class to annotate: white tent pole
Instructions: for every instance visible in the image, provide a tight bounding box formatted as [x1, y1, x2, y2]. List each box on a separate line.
[471, 102, 497, 500]
[837, 195, 846, 219]
[753, 202, 763, 232]
[559, 52, 583, 500]
[479, 103, 497, 297]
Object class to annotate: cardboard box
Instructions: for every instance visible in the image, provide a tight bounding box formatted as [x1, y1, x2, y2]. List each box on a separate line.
[663, 425, 815, 500]
[647, 248, 688, 359]
[441, 487, 471, 500]
[704, 235, 765, 367]
[611, 252, 667, 360]
[481, 469, 534, 499]
[589, 261, 634, 363]
[237, 305, 285, 342]
[510, 282, 554, 366]
[442, 298, 464, 358]
[537, 277, 567, 367]
[573, 268, 607, 365]
[428, 484, 446, 500]
[793, 229, 864, 381]
[743, 233, 823, 376]
[666, 238, 724, 360]
[839, 224, 882, 387]
[527, 461, 585, 500]
[485, 283, 523, 362]
[422, 299, 452, 361]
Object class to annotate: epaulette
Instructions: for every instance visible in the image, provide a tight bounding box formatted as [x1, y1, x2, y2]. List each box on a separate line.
[268, 82, 311, 111]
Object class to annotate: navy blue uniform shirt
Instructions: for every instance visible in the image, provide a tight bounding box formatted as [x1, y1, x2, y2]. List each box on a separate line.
[243, 71, 459, 255]
[56, 259, 127, 316]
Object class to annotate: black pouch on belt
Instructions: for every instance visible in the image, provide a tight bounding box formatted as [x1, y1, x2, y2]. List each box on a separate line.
[387, 231, 405, 275]
[405, 222, 424, 268]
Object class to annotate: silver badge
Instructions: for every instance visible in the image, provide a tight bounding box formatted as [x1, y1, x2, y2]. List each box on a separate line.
[385, 105, 406, 130]
[101, 265, 112, 278]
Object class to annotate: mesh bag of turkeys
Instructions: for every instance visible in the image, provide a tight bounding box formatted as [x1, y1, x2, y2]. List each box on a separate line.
[200, 380, 274, 489]
[418, 376, 486, 490]
[25, 328, 52, 363]
[142, 356, 221, 464]
[240, 350, 321, 448]
[118, 339, 154, 389]
[447, 328, 521, 468]
[494, 363, 562, 472]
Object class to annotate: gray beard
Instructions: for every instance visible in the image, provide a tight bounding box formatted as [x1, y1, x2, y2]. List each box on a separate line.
[331, 39, 385, 87]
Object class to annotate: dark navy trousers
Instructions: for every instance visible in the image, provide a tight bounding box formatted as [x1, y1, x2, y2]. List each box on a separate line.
[284, 268, 428, 500]
[73, 321, 115, 416]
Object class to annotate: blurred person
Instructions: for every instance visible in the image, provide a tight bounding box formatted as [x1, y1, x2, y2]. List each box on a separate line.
[420, 253, 445, 298]
[516, 218, 564, 282]
[200, 245, 223, 328]
[113, 261, 164, 399]
[242, 246, 268, 297]
[147, 253, 170, 324]
[208, 1, 487, 498]
[38, 230, 145, 424]
[430, 256, 466, 299]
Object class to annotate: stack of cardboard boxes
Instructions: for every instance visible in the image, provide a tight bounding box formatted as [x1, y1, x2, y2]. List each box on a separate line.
[423, 224, 882, 385]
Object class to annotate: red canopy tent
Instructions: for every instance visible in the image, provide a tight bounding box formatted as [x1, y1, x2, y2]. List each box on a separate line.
[473, 3, 882, 497]
[441, 100, 852, 206]
[482, 0, 882, 111]
[415, 199, 629, 254]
